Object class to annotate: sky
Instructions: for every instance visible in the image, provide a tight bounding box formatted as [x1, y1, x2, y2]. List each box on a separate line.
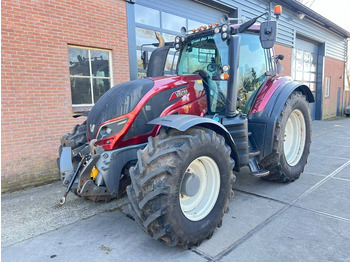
[303, 0, 350, 76]
[304, 0, 350, 31]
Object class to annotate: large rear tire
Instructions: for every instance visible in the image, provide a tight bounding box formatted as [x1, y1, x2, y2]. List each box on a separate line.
[260, 91, 311, 182]
[127, 127, 235, 248]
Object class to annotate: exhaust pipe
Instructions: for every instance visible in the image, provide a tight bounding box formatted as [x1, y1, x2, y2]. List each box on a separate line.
[155, 32, 165, 47]
[226, 35, 241, 118]
[146, 32, 169, 77]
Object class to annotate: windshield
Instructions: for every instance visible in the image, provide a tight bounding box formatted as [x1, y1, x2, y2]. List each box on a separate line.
[177, 34, 229, 113]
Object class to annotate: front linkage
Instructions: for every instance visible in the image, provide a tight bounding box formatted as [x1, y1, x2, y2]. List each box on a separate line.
[58, 134, 115, 204]
[58, 122, 146, 204]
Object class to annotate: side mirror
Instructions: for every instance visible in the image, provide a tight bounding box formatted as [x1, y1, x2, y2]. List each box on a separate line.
[260, 21, 277, 49]
[141, 50, 149, 69]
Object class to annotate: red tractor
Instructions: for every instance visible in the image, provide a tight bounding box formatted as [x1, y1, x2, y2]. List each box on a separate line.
[58, 6, 313, 248]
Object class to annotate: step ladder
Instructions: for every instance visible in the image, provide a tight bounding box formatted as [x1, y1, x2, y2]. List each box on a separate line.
[248, 132, 270, 177]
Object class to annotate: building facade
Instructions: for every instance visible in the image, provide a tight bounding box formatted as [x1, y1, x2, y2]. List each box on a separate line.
[1, 0, 349, 191]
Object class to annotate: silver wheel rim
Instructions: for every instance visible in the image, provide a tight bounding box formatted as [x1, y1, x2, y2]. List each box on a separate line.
[284, 109, 306, 166]
[179, 156, 220, 221]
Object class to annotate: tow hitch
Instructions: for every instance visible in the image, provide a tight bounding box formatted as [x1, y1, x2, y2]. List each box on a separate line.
[59, 154, 86, 205]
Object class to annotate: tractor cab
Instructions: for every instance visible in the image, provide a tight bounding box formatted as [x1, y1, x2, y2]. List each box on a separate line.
[144, 8, 280, 118]
[176, 28, 273, 115]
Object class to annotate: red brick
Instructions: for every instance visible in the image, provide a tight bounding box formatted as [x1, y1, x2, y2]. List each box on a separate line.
[323, 57, 345, 119]
[1, 0, 130, 190]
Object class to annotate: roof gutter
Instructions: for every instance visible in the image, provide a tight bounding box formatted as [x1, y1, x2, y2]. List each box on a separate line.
[278, 0, 350, 38]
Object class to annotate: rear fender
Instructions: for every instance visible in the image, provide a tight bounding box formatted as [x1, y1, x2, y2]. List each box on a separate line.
[148, 115, 240, 170]
[249, 81, 314, 159]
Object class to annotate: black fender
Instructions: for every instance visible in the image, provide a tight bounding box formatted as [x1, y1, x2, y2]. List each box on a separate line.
[102, 143, 147, 195]
[148, 114, 240, 170]
[248, 81, 314, 159]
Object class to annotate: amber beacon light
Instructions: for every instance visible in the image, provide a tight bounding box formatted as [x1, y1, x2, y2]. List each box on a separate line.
[274, 5, 282, 18]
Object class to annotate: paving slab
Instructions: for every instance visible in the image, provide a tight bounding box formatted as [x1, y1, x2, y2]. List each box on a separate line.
[312, 119, 350, 138]
[294, 178, 350, 220]
[1, 211, 205, 262]
[1, 182, 128, 247]
[334, 164, 350, 180]
[220, 207, 350, 262]
[303, 153, 349, 176]
[193, 191, 285, 259]
[308, 143, 350, 159]
[233, 168, 324, 204]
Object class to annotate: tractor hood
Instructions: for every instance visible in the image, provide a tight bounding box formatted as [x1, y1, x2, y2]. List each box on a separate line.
[87, 74, 206, 150]
[87, 78, 154, 139]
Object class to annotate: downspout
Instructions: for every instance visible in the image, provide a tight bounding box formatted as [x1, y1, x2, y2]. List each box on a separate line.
[343, 38, 349, 115]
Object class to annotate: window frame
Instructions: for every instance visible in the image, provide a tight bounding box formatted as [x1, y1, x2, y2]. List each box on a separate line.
[133, 4, 213, 78]
[68, 45, 114, 107]
[325, 76, 331, 98]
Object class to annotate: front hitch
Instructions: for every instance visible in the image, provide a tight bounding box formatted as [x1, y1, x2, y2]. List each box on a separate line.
[59, 139, 104, 205]
[59, 154, 86, 205]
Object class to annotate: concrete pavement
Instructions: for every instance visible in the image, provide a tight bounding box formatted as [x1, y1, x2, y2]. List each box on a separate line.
[2, 118, 350, 261]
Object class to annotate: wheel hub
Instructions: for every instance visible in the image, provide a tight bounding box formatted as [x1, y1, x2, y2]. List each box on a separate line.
[179, 156, 220, 221]
[180, 172, 200, 197]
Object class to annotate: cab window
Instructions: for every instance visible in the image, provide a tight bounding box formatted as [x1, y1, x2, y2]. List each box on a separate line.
[237, 33, 267, 113]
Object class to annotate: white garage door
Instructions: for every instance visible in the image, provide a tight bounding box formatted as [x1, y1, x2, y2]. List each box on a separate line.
[293, 37, 319, 120]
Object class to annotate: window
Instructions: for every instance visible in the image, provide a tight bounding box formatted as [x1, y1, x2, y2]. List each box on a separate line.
[237, 33, 268, 113]
[177, 34, 228, 113]
[292, 48, 317, 92]
[325, 76, 331, 98]
[134, 4, 206, 78]
[68, 46, 113, 106]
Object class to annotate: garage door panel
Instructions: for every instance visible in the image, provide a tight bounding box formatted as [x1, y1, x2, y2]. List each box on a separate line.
[294, 38, 320, 120]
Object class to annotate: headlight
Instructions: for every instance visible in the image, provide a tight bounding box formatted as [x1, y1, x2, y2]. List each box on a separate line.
[221, 24, 229, 32]
[222, 64, 230, 72]
[175, 36, 181, 43]
[221, 32, 228, 40]
[97, 117, 128, 140]
[214, 26, 221, 34]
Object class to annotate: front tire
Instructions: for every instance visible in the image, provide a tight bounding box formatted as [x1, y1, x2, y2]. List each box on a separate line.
[127, 127, 235, 248]
[261, 91, 311, 182]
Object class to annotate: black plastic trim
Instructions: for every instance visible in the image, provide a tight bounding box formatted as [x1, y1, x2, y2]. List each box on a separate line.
[103, 143, 147, 195]
[148, 114, 240, 170]
[249, 81, 314, 159]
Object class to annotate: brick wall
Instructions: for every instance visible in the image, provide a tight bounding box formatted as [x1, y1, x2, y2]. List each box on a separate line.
[1, 0, 130, 192]
[322, 57, 345, 119]
[274, 43, 292, 77]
